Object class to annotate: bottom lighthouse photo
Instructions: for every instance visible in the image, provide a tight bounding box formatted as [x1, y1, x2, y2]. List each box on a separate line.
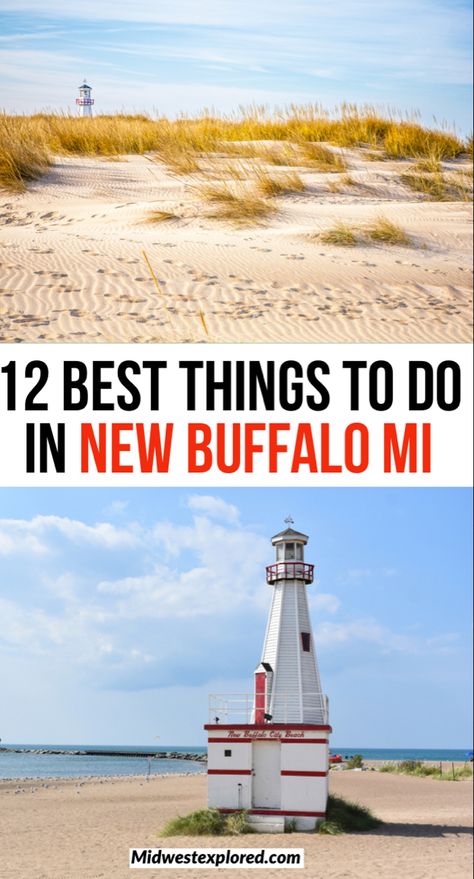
[0, 488, 472, 879]
[206, 522, 331, 833]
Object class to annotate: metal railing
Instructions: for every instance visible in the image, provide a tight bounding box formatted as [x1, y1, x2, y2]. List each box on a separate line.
[266, 562, 314, 584]
[208, 692, 328, 725]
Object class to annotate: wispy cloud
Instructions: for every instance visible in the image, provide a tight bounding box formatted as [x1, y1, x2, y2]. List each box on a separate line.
[0, 1, 471, 128]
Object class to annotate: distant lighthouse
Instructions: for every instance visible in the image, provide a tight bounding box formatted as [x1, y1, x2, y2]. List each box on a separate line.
[205, 520, 331, 832]
[76, 79, 94, 117]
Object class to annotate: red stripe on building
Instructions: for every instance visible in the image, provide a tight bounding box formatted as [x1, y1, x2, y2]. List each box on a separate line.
[204, 723, 332, 732]
[281, 770, 328, 777]
[208, 737, 254, 743]
[208, 737, 328, 744]
[207, 769, 252, 775]
[219, 809, 326, 818]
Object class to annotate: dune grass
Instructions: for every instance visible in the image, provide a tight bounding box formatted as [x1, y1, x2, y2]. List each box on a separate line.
[401, 171, 447, 200]
[300, 143, 347, 172]
[161, 809, 252, 837]
[379, 760, 473, 780]
[319, 223, 358, 246]
[0, 115, 51, 191]
[145, 209, 179, 223]
[317, 215, 411, 247]
[0, 106, 468, 191]
[317, 795, 382, 835]
[256, 169, 306, 196]
[365, 216, 411, 245]
[198, 182, 275, 224]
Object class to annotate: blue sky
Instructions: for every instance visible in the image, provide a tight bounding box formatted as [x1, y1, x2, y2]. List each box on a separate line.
[0, 1, 472, 133]
[0, 488, 471, 748]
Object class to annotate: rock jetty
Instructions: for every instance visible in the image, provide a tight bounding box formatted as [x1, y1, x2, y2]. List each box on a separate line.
[0, 747, 207, 763]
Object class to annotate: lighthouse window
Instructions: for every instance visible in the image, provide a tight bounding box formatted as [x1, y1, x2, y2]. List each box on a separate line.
[295, 544, 303, 560]
[285, 543, 295, 560]
[301, 632, 311, 652]
[224, 749, 232, 757]
[277, 543, 285, 560]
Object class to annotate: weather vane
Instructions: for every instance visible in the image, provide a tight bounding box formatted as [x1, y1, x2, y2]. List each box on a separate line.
[284, 514, 294, 526]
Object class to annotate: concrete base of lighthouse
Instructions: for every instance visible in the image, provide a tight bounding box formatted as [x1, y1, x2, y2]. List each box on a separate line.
[205, 724, 331, 832]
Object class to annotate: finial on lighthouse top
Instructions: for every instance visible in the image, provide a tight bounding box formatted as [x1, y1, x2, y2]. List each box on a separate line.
[271, 516, 309, 546]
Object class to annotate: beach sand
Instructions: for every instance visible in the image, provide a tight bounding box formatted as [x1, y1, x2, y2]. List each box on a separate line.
[0, 770, 471, 879]
[0, 151, 472, 344]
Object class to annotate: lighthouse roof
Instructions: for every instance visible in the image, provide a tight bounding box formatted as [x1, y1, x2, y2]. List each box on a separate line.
[271, 526, 309, 544]
[79, 82, 92, 89]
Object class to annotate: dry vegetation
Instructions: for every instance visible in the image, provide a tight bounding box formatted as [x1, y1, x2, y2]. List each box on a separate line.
[198, 182, 275, 224]
[0, 107, 471, 228]
[319, 222, 358, 246]
[255, 169, 306, 197]
[0, 105, 469, 193]
[316, 215, 412, 247]
[145, 209, 179, 223]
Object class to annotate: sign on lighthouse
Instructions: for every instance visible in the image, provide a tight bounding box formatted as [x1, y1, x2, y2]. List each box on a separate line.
[205, 521, 331, 832]
[76, 79, 94, 117]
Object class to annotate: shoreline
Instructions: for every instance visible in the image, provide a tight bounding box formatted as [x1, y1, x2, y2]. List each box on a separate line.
[0, 759, 470, 786]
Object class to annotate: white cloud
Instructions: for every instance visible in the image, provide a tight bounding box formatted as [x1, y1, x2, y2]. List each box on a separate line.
[187, 494, 240, 524]
[0, 514, 141, 551]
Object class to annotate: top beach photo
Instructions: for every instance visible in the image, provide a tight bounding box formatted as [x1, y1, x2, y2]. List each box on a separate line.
[0, 0, 472, 344]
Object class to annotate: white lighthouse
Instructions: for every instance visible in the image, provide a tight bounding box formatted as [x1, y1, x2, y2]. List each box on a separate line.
[205, 520, 331, 832]
[76, 79, 94, 117]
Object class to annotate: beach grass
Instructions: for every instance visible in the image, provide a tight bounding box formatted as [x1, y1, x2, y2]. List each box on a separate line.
[255, 169, 306, 196]
[316, 216, 411, 247]
[299, 143, 347, 172]
[198, 181, 275, 224]
[401, 171, 447, 200]
[0, 106, 468, 191]
[365, 216, 411, 245]
[319, 223, 358, 246]
[161, 808, 252, 836]
[317, 795, 382, 834]
[144, 209, 180, 223]
[379, 760, 473, 780]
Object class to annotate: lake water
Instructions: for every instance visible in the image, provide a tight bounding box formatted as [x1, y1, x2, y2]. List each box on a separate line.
[0, 744, 471, 780]
[0, 744, 207, 780]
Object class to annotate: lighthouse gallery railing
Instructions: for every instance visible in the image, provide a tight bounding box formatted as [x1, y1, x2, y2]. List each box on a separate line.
[208, 692, 328, 725]
[266, 562, 314, 584]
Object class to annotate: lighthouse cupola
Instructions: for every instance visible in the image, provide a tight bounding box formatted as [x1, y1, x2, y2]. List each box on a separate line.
[267, 517, 313, 585]
[76, 79, 94, 117]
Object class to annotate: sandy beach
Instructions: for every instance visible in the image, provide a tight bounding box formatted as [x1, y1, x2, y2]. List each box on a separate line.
[0, 770, 471, 879]
[0, 150, 471, 344]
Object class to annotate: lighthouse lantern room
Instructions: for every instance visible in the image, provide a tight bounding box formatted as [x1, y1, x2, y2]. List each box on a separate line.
[76, 80, 94, 117]
[205, 521, 331, 832]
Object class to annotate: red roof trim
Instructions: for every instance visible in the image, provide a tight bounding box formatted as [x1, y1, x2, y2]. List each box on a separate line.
[204, 724, 331, 731]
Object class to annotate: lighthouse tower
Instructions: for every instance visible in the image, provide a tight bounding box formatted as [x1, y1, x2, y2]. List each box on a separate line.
[76, 80, 94, 117]
[205, 521, 331, 832]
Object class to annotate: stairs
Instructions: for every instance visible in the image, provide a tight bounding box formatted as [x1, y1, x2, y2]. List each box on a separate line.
[247, 813, 286, 834]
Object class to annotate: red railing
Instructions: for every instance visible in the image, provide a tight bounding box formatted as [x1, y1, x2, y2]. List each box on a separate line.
[266, 562, 314, 584]
[76, 98, 94, 105]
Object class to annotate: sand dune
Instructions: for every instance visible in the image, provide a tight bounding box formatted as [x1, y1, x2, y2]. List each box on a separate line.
[0, 151, 472, 343]
[0, 770, 472, 878]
